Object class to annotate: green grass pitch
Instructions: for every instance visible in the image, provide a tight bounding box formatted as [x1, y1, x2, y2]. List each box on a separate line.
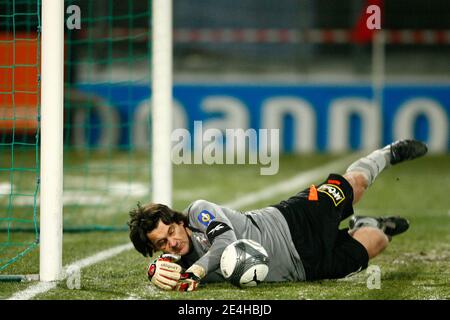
[1, 153, 449, 300]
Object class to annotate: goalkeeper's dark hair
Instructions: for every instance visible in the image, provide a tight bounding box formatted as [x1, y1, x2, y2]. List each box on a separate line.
[127, 202, 188, 257]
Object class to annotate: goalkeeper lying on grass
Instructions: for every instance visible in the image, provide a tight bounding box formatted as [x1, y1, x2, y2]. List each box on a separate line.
[127, 139, 427, 291]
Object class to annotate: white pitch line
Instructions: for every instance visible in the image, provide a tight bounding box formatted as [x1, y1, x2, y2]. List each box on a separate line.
[8, 243, 133, 300]
[8, 153, 359, 300]
[7, 281, 57, 300]
[223, 153, 360, 209]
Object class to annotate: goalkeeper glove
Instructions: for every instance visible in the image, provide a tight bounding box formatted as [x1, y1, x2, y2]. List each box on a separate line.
[147, 255, 206, 292]
[175, 264, 206, 292]
[147, 254, 182, 291]
[175, 272, 201, 292]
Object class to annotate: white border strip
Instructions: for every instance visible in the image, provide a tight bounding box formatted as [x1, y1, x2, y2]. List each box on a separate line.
[8, 153, 359, 300]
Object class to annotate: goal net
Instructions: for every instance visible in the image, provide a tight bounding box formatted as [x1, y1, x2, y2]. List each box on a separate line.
[0, 0, 40, 274]
[0, 0, 156, 276]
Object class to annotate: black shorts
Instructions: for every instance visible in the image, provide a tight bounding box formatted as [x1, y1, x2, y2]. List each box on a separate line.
[272, 173, 369, 281]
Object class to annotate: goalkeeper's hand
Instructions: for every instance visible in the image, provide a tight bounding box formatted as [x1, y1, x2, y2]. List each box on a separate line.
[175, 272, 201, 292]
[147, 255, 206, 292]
[175, 264, 206, 292]
[147, 254, 183, 290]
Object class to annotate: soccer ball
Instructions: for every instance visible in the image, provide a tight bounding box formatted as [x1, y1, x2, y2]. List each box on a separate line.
[220, 239, 269, 288]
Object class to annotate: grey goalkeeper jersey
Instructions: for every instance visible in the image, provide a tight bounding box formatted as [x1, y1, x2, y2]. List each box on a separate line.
[181, 199, 306, 283]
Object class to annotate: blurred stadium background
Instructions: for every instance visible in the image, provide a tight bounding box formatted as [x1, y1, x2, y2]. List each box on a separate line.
[0, 0, 449, 299]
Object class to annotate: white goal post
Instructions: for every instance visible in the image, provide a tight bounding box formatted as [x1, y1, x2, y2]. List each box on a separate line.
[37, 0, 173, 282]
[39, 0, 64, 282]
[151, 0, 173, 207]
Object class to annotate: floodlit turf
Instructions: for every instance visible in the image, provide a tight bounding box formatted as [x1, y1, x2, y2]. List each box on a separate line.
[1, 153, 449, 300]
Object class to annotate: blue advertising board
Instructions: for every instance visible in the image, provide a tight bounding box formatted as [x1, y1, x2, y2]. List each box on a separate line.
[75, 83, 449, 153]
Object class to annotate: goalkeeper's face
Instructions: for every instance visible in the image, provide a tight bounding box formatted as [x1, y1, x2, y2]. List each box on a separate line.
[147, 220, 192, 256]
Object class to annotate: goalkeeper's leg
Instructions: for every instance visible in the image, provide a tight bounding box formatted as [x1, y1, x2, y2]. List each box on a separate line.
[351, 226, 389, 259]
[344, 139, 428, 204]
